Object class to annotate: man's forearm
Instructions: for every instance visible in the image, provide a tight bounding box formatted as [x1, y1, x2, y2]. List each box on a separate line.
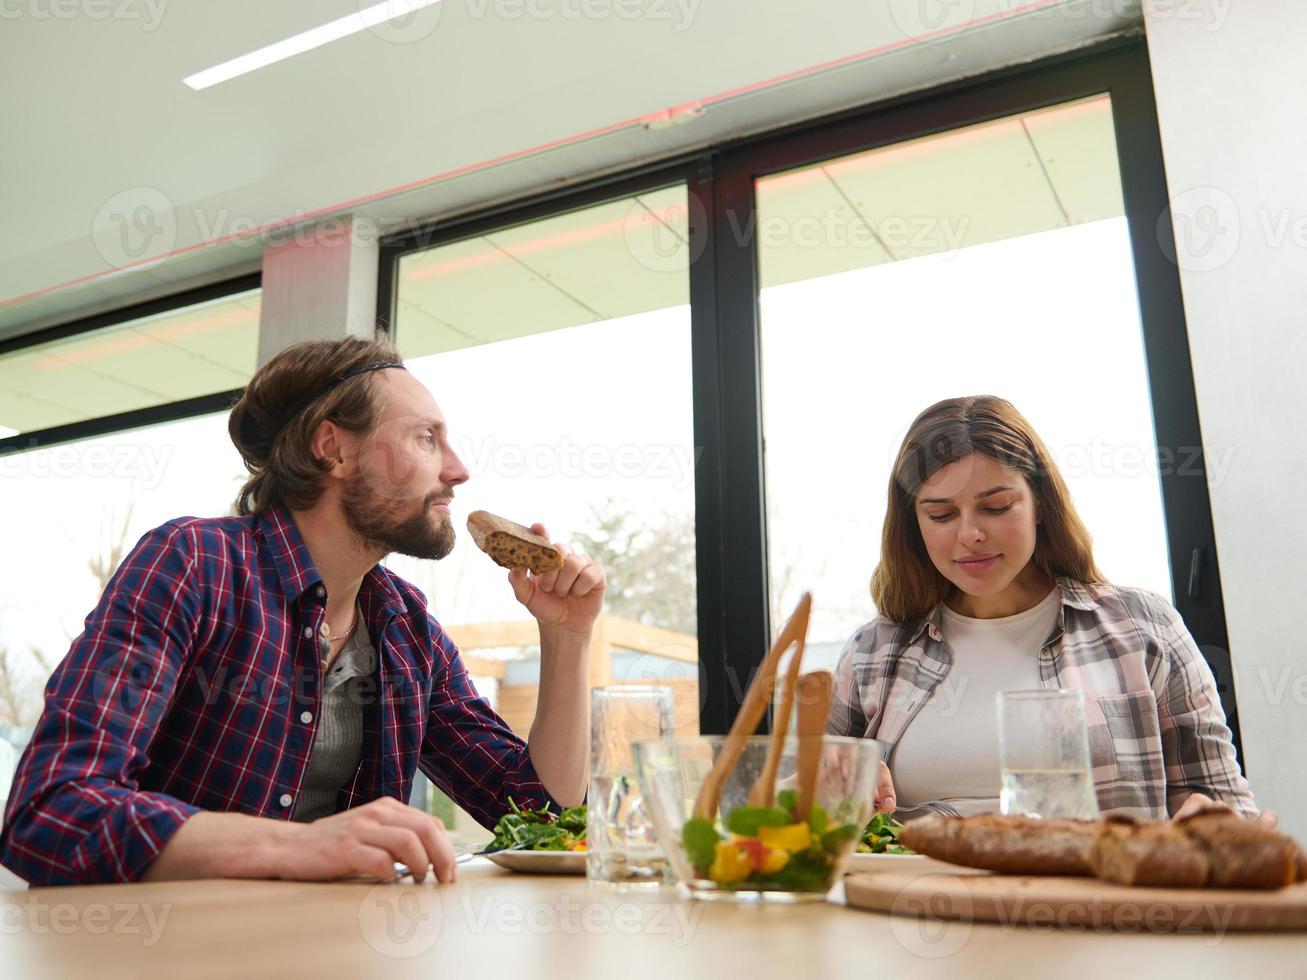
[141, 811, 297, 882]
[527, 627, 591, 806]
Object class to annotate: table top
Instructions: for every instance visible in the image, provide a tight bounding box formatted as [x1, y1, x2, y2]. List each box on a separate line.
[1, 860, 1301, 979]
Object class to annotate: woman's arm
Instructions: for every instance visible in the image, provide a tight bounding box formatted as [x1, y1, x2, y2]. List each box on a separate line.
[1153, 598, 1260, 818]
[827, 630, 873, 738]
[828, 626, 897, 813]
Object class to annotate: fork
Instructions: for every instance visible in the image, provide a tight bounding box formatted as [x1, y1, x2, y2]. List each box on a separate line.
[344, 841, 501, 883]
[916, 799, 963, 818]
[394, 838, 536, 878]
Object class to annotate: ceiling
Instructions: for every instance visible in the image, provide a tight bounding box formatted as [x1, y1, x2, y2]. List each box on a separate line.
[0, 92, 1124, 436]
[0, 0, 1140, 343]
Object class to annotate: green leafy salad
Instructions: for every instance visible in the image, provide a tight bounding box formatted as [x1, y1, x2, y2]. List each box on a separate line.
[489, 799, 588, 852]
[856, 812, 912, 854]
[681, 788, 863, 891]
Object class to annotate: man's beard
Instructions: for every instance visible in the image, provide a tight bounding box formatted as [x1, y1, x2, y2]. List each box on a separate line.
[341, 474, 455, 560]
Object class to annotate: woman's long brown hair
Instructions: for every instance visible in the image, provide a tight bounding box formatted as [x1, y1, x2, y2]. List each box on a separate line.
[872, 395, 1104, 623]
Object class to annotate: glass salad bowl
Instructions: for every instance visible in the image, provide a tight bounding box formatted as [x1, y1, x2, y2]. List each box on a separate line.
[633, 735, 883, 902]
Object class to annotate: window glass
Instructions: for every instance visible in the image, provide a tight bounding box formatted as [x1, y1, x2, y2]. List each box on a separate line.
[757, 96, 1171, 660]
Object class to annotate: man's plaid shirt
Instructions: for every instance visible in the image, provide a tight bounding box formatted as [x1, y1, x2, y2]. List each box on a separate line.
[1, 505, 553, 886]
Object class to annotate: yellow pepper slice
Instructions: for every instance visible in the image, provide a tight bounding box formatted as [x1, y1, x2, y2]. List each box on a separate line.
[708, 840, 753, 883]
[758, 822, 812, 852]
[760, 847, 789, 874]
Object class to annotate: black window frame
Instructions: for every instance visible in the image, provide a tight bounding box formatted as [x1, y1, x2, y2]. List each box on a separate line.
[702, 37, 1238, 752]
[376, 36, 1240, 758]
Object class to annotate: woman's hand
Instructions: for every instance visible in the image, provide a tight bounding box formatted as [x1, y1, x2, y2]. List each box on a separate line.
[1172, 791, 1278, 829]
[873, 760, 897, 815]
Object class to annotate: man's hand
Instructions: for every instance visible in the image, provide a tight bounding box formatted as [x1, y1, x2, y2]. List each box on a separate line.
[274, 796, 458, 883]
[508, 523, 606, 637]
[1172, 791, 1278, 829]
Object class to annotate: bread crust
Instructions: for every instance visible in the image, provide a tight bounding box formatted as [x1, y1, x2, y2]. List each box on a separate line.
[1174, 812, 1298, 890]
[466, 510, 564, 574]
[1088, 816, 1208, 887]
[899, 813, 1096, 876]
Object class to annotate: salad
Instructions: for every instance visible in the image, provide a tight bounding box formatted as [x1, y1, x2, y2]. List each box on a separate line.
[490, 799, 587, 852]
[857, 812, 912, 854]
[681, 789, 861, 890]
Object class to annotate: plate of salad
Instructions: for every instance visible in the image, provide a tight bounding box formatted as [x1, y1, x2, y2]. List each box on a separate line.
[484, 799, 588, 874]
[846, 812, 969, 874]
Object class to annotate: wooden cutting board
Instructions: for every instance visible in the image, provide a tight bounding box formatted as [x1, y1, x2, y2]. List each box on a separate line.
[844, 870, 1307, 932]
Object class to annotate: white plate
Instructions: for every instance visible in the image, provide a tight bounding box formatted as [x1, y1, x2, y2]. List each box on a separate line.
[845, 852, 972, 876]
[485, 850, 587, 875]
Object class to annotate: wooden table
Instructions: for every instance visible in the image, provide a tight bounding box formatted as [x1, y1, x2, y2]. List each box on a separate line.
[1, 861, 1301, 979]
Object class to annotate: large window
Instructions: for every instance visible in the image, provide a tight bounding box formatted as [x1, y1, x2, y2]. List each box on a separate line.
[756, 96, 1172, 656]
[388, 185, 700, 736]
[375, 45, 1232, 743]
[0, 412, 247, 730]
[0, 288, 260, 438]
[0, 285, 259, 737]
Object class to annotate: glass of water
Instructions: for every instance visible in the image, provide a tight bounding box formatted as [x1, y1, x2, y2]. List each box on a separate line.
[996, 689, 1100, 820]
[588, 685, 676, 887]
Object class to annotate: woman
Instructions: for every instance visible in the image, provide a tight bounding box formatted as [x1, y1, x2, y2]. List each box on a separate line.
[831, 395, 1271, 825]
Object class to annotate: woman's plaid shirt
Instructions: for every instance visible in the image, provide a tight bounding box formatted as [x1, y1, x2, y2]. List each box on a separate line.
[827, 577, 1257, 820]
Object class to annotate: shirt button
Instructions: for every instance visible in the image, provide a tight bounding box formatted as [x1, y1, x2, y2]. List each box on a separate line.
[302, 626, 313, 639]
[316, 585, 325, 598]
[279, 793, 293, 807]
[300, 710, 313, 724]
[319, 624, 331, 639]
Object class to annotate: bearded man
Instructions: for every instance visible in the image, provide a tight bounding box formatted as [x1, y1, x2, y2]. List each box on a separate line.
[1, 336, 603, 887]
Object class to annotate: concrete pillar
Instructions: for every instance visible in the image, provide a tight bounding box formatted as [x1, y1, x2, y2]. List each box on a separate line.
[256, 215, 380, 366]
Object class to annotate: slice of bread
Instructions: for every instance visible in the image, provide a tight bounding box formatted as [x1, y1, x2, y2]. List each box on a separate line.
[466, 511, 564, 574]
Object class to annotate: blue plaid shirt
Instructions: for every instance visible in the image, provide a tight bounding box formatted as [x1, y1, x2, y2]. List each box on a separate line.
[1, 505, 553, 886]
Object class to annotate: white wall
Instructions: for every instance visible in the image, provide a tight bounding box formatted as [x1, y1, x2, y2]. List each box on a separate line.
[1143, 3, 1307, 838]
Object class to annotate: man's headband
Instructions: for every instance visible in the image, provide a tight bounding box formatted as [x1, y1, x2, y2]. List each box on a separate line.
[242, 361, 406, 447]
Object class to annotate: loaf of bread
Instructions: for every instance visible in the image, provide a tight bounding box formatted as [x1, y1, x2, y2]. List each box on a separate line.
[1087, 816, 1208, 887]
[901, 810, 1306, 890]
[899, 813, 1096, 877]
[466, 511, 564, 574]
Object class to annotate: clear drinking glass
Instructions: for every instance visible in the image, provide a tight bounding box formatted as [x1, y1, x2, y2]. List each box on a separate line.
[588, 685, 676, 887]
[996, 689, 1100, 820]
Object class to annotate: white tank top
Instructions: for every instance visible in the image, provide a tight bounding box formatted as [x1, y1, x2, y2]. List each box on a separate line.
[891, 587, 1061, 817]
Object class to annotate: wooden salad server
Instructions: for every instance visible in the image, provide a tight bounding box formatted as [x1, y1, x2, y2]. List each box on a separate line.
[794, 669, 833, 823]
[746, 620, 808, 808]
[692, 593, 812, 821]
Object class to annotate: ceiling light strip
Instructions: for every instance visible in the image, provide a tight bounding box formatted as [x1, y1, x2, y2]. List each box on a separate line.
[183, 0, 444, 91]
